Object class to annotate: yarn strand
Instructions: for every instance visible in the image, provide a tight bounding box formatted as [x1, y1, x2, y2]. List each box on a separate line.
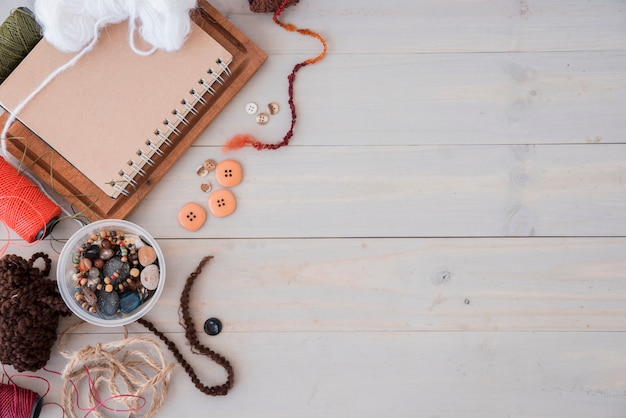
[138, 255, 235, 396]
[223, 0, 327, 151]
[57, 322, 174, 418]
[0, 17, 104, 141]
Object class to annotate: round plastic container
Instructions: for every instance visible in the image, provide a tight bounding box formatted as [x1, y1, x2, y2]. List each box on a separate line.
[57, 219, 166, 327]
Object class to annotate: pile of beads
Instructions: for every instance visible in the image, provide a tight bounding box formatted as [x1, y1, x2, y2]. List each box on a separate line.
[71, 228, 160, 319]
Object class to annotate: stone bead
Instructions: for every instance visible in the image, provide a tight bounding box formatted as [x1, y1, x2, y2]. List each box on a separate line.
[99, 248, 115, 260]
[82, 287, 97, 305]
[88, 275, 101, 287]
[119, 291, 141, 314]
[84, 244, 101, 259]
[103, 257, 130, 281]
[138, 246, 157, 267]
[97, 290, 120, 317]
[88, 267, 100, 279]
[78, 258, 92, 272]
[140, 264, 159, 290]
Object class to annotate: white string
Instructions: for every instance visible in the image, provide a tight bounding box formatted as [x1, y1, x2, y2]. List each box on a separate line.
[0, 0, 196, 221]
[0, 18, 107, 220]
[0, 18, 104, 141]
[128, 17, 157, 56]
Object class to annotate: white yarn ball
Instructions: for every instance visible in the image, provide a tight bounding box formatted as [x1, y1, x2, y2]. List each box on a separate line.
[135, 0, 197, 51]
[34, 0, 198, 53]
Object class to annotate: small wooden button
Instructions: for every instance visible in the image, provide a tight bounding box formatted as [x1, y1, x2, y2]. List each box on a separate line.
[178, 202, 207, 231]
[256, 113, 269, 125]
[203, 159, 217, 172]
[267, 102, 280, 115]
[196, 165, 209, 177]
[208, 189, 236, 217]
[215, 159, 243, 187]
[200, 182, 213, 193]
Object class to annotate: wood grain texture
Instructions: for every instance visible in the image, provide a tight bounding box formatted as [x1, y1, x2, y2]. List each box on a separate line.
[209, 0, 626, 54]
[200, 52, 626, 145]
[128, 144, 626, 238]
[0, 0, 625, 417]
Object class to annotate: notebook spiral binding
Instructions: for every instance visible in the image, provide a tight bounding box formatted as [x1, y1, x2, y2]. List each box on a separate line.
[108, 57, 232, 197]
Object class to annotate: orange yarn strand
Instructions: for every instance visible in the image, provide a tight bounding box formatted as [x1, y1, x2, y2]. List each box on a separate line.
[272, 1, 327, 64]
[222, 0, 327, 152]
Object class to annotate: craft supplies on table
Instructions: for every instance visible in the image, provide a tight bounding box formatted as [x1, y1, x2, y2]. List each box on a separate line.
[0, 0, 266, 221]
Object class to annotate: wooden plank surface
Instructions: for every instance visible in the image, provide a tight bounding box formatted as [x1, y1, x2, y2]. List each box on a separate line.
[0, 0, 625, 417]
[129, 144, 626, 238]
[206, 52, 626, 145]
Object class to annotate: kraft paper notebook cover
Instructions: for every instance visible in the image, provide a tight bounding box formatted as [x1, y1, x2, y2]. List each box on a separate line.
[0, 1, 266, 220]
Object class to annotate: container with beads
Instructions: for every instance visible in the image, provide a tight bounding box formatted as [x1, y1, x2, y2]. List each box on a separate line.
[57, 220, 166, 327]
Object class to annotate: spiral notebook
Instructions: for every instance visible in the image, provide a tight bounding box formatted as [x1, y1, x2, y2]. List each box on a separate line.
[0, 1, 266, 219]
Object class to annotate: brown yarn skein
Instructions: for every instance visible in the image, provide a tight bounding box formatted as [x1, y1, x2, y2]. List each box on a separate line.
[0, 253, 71, 371]
[249, 0, 299, 13]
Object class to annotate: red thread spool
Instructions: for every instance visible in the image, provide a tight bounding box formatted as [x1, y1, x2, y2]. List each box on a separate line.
[0, 383, 43, 418]
[0, 156, 61, 243]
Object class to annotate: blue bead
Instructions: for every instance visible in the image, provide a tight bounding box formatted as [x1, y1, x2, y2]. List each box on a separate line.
[119, 291, 141, 314]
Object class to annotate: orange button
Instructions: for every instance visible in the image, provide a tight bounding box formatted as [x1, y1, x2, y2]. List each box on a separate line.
[208, 189, 236, 217]
[178, 202, 207, 231]
[216, 159, 243, 187]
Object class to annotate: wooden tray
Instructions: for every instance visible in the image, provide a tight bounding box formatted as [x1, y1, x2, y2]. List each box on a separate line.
[1, 0, 266, 221]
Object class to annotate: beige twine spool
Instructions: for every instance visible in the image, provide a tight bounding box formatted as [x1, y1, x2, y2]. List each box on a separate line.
[57, 322, 175, 418]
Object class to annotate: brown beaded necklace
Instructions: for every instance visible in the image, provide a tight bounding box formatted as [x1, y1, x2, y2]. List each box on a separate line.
[138, 255, 235, 396]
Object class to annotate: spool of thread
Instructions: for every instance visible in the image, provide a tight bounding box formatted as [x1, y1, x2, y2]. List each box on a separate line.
[0, 157, 61, 242]
[0, 382, 43, 418]
[0, 7, 42, 84]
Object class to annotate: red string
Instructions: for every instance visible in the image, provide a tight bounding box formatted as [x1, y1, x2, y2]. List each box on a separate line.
[1, 365, 147, 418]
[0, 381, 41, 418]
[0, 156, 61, 245]
[47, 365, 146, 417]
[81, 365, 147, 417]
[223, 0, 327, 151]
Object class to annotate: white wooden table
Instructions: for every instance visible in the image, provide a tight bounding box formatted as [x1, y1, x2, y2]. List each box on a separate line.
[1, 1, 626, 417]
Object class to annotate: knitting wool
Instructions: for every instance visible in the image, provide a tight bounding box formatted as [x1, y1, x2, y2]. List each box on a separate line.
[223, 0, 327, 151]
[0, 253, 71, 372]
[33, 0, 197, 53]
[0, 8, 43, 84]
[249, 0, 300, 13]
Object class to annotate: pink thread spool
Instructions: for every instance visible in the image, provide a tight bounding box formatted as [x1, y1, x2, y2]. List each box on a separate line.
[0, 156, 61, 242]
[0, 382, 43, 418]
